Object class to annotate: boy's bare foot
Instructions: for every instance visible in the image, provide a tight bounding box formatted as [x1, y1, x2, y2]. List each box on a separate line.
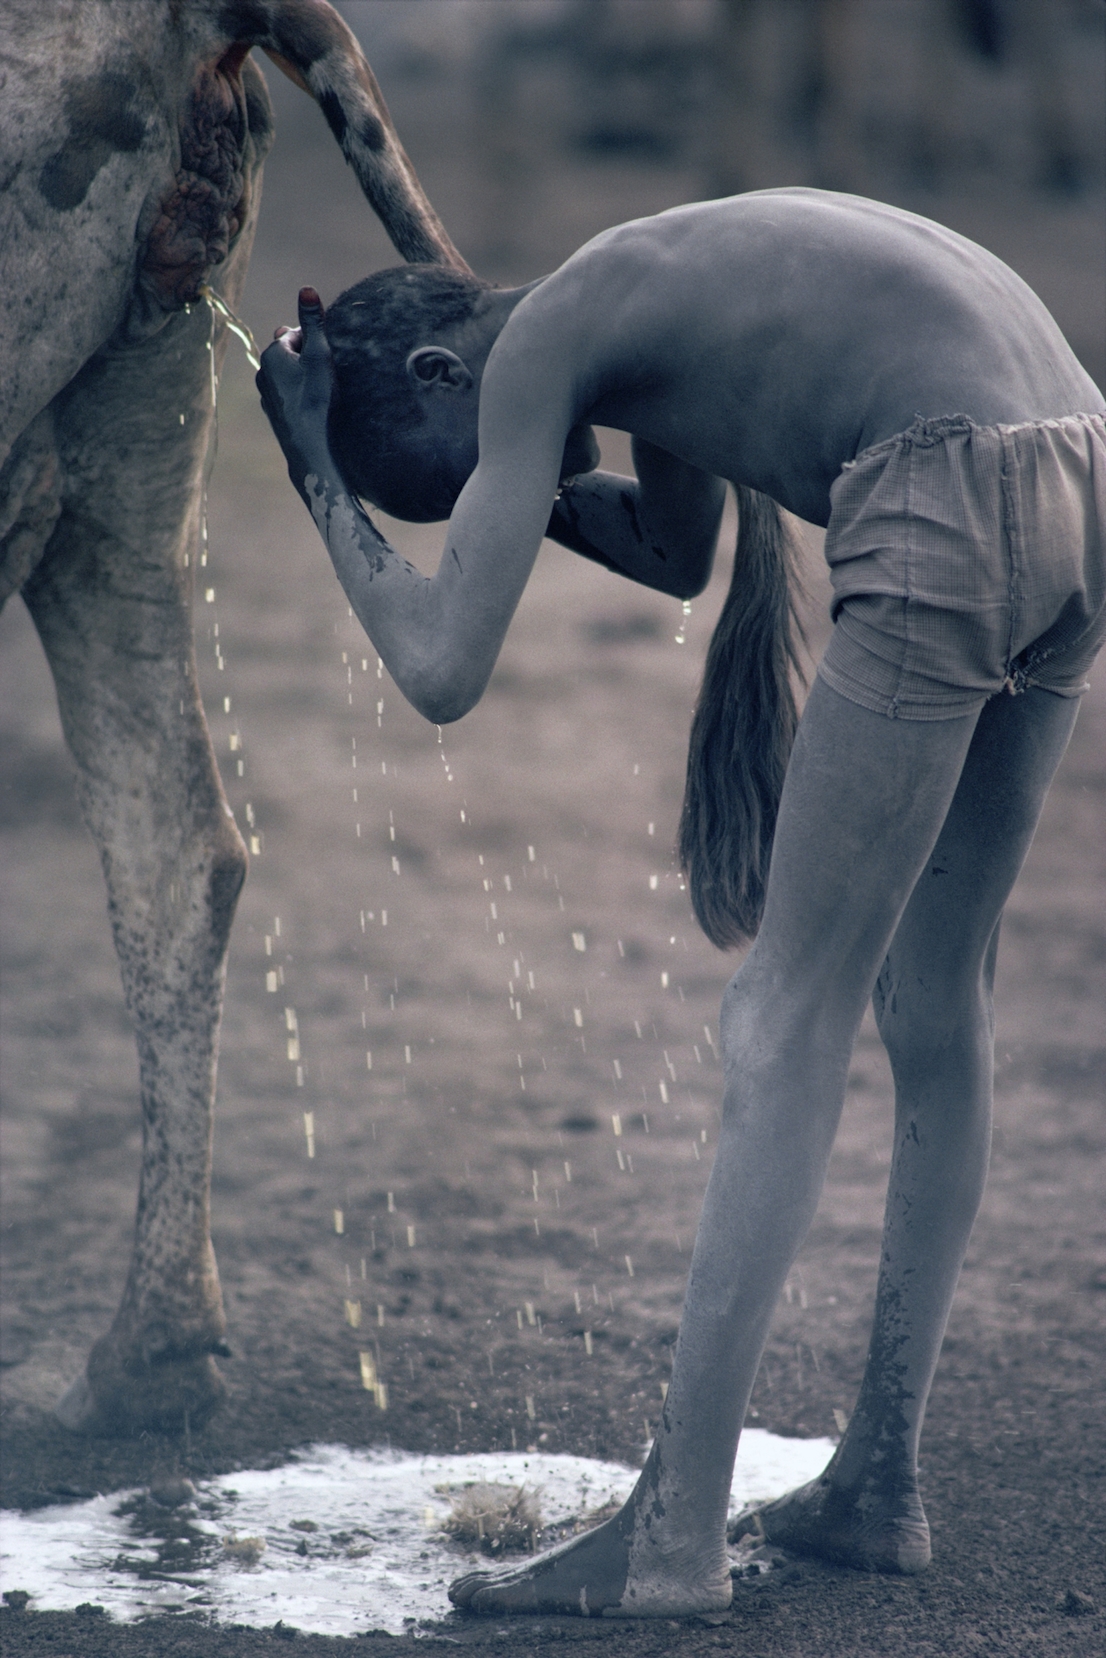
[730, 1472, 931, 1575]
[449, 1474, 732, 1618]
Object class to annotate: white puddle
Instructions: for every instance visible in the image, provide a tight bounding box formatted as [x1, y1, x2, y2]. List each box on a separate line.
[0, 1433, 833, 1636]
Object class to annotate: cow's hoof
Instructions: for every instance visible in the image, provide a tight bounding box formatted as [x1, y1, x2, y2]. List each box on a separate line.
[55, 1339, 228, 1437]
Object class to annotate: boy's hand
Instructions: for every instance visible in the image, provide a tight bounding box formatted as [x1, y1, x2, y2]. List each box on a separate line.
[257, 288, 335, 500]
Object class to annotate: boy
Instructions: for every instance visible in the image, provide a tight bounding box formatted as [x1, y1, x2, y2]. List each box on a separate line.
[259, 189, 1104, 1616]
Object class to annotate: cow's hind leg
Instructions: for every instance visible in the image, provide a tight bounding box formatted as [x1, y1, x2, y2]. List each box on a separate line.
[24, 305, 246, 1435]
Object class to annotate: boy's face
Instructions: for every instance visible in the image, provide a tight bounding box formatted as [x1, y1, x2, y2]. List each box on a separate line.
[336, 391, 478, 524]
[371, 398, 599, 524]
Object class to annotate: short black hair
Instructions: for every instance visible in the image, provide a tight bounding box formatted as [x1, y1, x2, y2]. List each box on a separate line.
[325, 264, 492, 519]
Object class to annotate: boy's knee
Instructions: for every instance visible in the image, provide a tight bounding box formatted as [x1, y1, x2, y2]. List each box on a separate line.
[719, 960, 849, 1077]
[875, 978, 991, 1075]
[720, 965, 763, 1060]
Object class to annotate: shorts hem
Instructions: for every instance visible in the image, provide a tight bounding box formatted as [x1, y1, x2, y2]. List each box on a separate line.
[1018, 678, 1088, 699]
[815, 659, 988, 722]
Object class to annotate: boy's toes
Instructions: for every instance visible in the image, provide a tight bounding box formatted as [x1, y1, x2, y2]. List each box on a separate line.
[448, 1571, 490, 1608]
[449, 1566, 545, 1613]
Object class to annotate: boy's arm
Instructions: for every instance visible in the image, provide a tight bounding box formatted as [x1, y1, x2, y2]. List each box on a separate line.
[258, 291, 562, 725]
[547, 438, 726, 599]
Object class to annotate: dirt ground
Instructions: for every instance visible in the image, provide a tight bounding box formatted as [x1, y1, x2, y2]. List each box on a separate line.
[2, 11, 1104, 1656]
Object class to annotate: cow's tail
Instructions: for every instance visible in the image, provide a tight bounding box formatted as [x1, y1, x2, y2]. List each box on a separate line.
[678, 488, 806, 948]
[227, 0, 471, 271]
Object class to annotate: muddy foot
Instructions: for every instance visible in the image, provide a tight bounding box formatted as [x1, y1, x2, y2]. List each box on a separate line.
[450, 1506, 731, 1619]
[56, 1329, 228, 1436]
[729, 1474, 931, 1574]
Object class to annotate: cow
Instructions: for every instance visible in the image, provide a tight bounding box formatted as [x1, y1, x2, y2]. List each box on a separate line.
[0, 0, 468, 1435]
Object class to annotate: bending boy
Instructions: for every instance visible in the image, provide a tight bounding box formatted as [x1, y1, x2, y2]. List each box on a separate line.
[259, 188, 1105, 1617]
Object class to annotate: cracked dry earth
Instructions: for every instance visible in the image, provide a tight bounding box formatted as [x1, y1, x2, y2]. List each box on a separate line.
[2, 51, 1105, 1658]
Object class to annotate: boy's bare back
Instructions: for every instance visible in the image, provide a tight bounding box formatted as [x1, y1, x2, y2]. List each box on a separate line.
[258, 188, 1102, 728]
[485, 189, 1100, 525]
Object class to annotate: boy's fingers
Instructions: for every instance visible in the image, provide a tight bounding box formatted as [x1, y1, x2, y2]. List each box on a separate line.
[297, 288, 332, 383]
[298, 286, 325, 329]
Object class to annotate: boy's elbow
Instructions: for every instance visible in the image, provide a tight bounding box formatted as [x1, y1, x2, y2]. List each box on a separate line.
[669, 546, 716, 600]
[406, 661, 484, 726]
[673, 567, 712, 601]
[416, 689, 476, 726]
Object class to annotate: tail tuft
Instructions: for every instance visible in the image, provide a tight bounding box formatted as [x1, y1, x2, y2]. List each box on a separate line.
[678, 488, 805, 947]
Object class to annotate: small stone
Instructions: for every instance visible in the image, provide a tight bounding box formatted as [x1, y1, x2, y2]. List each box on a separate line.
[1059, 1587, 1095, 1616]
[2, 1591, 30, 1612]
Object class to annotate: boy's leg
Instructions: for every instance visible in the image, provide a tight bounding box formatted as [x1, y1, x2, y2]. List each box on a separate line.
[452, 679, 988, 1615]
[747, 685, 1080, 1569]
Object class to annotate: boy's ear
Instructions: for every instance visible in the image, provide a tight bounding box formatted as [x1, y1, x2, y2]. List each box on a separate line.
[405, 346, 473, 393]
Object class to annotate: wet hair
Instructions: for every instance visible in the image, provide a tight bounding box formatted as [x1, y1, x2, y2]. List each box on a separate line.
[325, 264, 493, 520]
[679, 489, 806, 947]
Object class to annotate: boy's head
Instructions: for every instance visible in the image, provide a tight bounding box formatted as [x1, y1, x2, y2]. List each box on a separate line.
[325, 265, 496, 521]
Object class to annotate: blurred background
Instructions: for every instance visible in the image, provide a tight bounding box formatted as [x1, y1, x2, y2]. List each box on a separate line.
[246, 0, 1105, 385]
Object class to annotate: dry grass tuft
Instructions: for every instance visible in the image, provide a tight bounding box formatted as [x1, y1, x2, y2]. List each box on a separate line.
[440, 1482, 543, 1555]
[222, 1533, 266, 1566]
